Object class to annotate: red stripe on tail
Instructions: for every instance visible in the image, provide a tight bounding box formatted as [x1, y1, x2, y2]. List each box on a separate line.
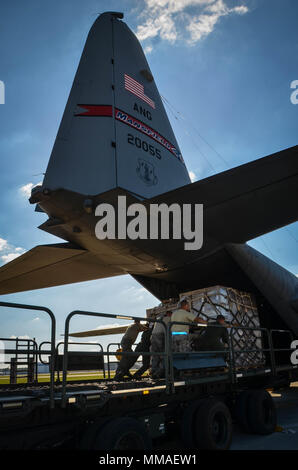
[75, 105, 113, 117]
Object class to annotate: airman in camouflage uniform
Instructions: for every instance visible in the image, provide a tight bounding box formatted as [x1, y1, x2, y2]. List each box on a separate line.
[171, 298, 207, 352]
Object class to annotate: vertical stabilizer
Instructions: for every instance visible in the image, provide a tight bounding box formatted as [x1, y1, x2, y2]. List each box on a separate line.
[112, 16, 190, 197]
[43, 12, 190, 198]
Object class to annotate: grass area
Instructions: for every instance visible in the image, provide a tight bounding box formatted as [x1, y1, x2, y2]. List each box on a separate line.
[0, 369, 148, 385]
[0, 371, 114, 385]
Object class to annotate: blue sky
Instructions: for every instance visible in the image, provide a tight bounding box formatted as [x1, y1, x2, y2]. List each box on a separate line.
[0, 0, 297, 349]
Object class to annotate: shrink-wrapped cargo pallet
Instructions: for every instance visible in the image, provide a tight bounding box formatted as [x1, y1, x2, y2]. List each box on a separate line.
[179, 286, 265, 369]
[146, 286, 265, 369]
[146, 299, 178, 320]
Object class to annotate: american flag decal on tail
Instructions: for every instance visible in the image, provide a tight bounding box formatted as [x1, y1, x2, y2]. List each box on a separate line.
[124, 74, 155, 109]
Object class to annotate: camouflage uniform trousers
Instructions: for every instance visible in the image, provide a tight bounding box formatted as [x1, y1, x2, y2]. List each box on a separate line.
[132, 341, 151, 378]
[172, 334, 192, 352]
[114, 338, 137, 379]
[150, 333, 165, 376]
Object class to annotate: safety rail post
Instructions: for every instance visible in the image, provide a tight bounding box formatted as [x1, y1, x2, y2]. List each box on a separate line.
[264, 329, 274, 376]
[38, 341, 52, 365]
[164, 321, 171, 391]
[16, 338, 19, 372]
[268, 330, 277, 376]
[24, 339, 38, 384]
[100, 343, 106, 379]
[107, 343, 121, 379]
[227, 329, 236, 384]
[167, 322, 174, 389]
[26, 339, 37, 383]
[0, 302, 56, 409]
[28, 358, 35, 383]
[269, 329, 294, 373]
[10, 358, 17, 384]
[61, 310, 168, 407]
[32, 339, 39, 383]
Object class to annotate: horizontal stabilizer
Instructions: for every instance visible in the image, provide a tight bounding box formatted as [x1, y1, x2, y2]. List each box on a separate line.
[151, 145, 298, 245]
[0, 243, 122, 295]
[69, 322, 146, 337]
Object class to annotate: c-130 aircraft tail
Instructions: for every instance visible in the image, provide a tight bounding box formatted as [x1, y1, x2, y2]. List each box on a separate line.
[43, 11, 190, 199]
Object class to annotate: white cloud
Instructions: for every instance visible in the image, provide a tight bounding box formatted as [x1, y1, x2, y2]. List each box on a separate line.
[189, 170, 197, 182]
[19, 183, 35, 198]
[0, 238, 8, 251]
[187, 13, 221, 42]
[137, 18, 161, 41]
[144, 45, 153, 54]
[119, 285, 154, 304]
[135, 0, 249, 45]
[0, 238, 26, 266]
[19, 181, 42, 199]
[94, 322, 124, 329]
[10, 335, 30, 340]
[205, 0, 228, 14]
[1, 253, 23, 263]
[187, 0, 249, 43]
[233, 5, 249, 14]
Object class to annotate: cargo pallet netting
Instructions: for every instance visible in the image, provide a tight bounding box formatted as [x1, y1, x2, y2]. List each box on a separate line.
[180, 286, 265, 369]
[147, 285, 265, 370]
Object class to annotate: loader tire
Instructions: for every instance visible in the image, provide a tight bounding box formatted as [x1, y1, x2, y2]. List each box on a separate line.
[247, 390, 277, 435]
[193, 399, 233, 450]
[92, 417, 152, 450]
